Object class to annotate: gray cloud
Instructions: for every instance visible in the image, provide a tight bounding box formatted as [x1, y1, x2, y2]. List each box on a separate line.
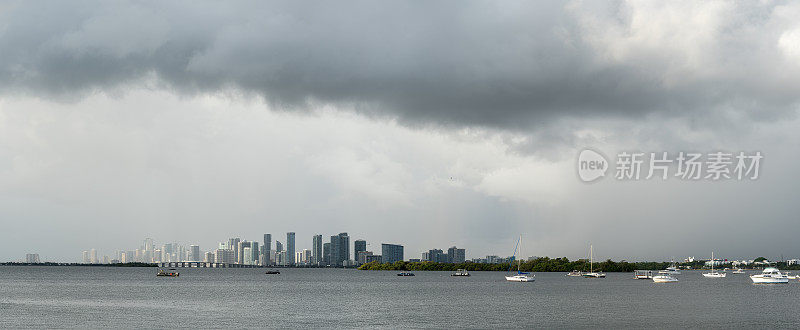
[2, 1, 799, 130]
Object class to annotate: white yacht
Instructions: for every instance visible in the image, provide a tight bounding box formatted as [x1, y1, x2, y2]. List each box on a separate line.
[505, 236, 535, 282]
[732, 268, 745, 274]
[652, 274, 678, 283]
[582, 245, 606, 278]
[702, 252, 727, 278]
[785, 272, 797, 280]
[660, 259, 681, 275]
[750, 267, 789, 284]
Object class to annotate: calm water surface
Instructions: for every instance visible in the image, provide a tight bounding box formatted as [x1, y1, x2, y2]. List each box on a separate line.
[1, 266, 798, 328]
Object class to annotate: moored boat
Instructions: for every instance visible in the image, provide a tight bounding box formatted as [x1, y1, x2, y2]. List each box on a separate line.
[566, 270, 583, 277]
[451, 269, 470, 277]
[156, 269, 179, 277]
[505, 236, 535, 282]
[652, 274, 678, 283]
[397, 272, 415, 276]
[750, 267, 789, 284]
[265, 270, 280, 275]
[582, 245, 605, 278]
[702, 252, 726, 278]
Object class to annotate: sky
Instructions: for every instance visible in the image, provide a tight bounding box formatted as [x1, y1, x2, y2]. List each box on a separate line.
[1, 1, 799, 262]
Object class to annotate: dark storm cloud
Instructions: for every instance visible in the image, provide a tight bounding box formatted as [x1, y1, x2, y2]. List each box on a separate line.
[1, 1, 798, 128]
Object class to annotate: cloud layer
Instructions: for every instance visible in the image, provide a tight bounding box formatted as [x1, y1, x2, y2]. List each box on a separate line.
[2, 1, 799, 129]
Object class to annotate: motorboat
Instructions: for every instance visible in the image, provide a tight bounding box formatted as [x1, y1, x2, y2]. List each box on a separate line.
[156, 269, 179, 277]
[785, 272, 797, 280]
[265, 270, 280, 275]
[702, 252, 726, 278]
[750, 267, 789, 284]
[661, 260, 681, 275]
[566, 270, 583, 277]
[505, 236, 535, 282]
[732, 268, 745, 274]
[581, 245, 605, 278]
[451, 269, 470, 277]
[397, 272, 415, 276]
[652, 274, 678, 283]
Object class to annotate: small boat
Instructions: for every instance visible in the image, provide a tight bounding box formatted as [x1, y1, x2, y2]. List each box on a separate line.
[634, 270, 654, 279]
[265, 270, 280, 275]
[785, 272, 797, 280]
[702, 252, 726, 278]
[397, 272, 415, 276]
[652, 274, 678, 283]
[505, 236, 535, 282]
[566, 270, 583, 277]
[661, 259, 681, 275]
[750, 267, 789, 284]
[732, 268, 745, 274]
[581, 245, 605, 278]
[156, 269, 179, 277]
[451, 269, 470, 277]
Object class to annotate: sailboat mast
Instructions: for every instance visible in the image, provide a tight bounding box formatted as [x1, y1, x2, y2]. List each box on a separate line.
[711, 251, 714, 272]
[590, 245, 593, 273]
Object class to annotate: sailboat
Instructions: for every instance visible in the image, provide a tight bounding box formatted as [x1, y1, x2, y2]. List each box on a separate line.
[702, 252, 726, 278]
[505, 236, 535, 282]
[582, 245, 606, 278]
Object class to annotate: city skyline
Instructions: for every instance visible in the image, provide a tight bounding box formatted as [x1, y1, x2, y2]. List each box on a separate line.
[1, 1, 800, 262]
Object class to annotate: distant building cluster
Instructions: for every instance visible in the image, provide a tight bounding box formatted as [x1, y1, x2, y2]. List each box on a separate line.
[79, 233, 430, 267]
[25, 253, 40, 263]
[421, 246, 466, 263]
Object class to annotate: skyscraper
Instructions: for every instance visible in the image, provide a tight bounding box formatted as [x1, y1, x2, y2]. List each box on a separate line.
[286, 232, 296, 266]
[329, 233, 350, 267]
[381, 244, 404, 263]
[189, 245, 201, 262]
[263, 234, 272, 266]
[312, 235, 323, 266]
[251, 241, 259, 265]
[323, 242, 331, 266]
[90, 248, 98, 264]
[354, 240, 367, 264]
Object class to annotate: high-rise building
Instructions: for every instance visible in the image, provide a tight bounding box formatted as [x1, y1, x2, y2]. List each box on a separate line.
[189, 245, 201, 261]
[323, 242, 331, 266]
[90, 249, 98, 264]
[447, 246, 466, 263]
[204, 251, 215, 263]
[26, 253, 40, 263]
[82, 250, 89, 263]
[229, 238, 241, 261]
[243, 247, 253, 265]
[215, 249, 235, 264]
[354, 240, 367, 264]
[381, 244, 404, 263]
[251, 242, 260, 265]
[237, 241, 254, 264]
[330, 233, 350, 267]
[286, 232, 296, 266]
[312, 235, 323, 266]
[425, 249, 446, 263]
[263, 234, 272, 266]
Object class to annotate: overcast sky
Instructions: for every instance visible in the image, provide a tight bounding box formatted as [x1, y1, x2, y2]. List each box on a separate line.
[1, 1, 799, 262]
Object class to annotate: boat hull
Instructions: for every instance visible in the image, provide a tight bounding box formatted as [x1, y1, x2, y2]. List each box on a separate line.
[505, 275, 535, 282]
[750, 276, 789, 284]
[702, 273, 726, 278]
[652, 276, 678, 283]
